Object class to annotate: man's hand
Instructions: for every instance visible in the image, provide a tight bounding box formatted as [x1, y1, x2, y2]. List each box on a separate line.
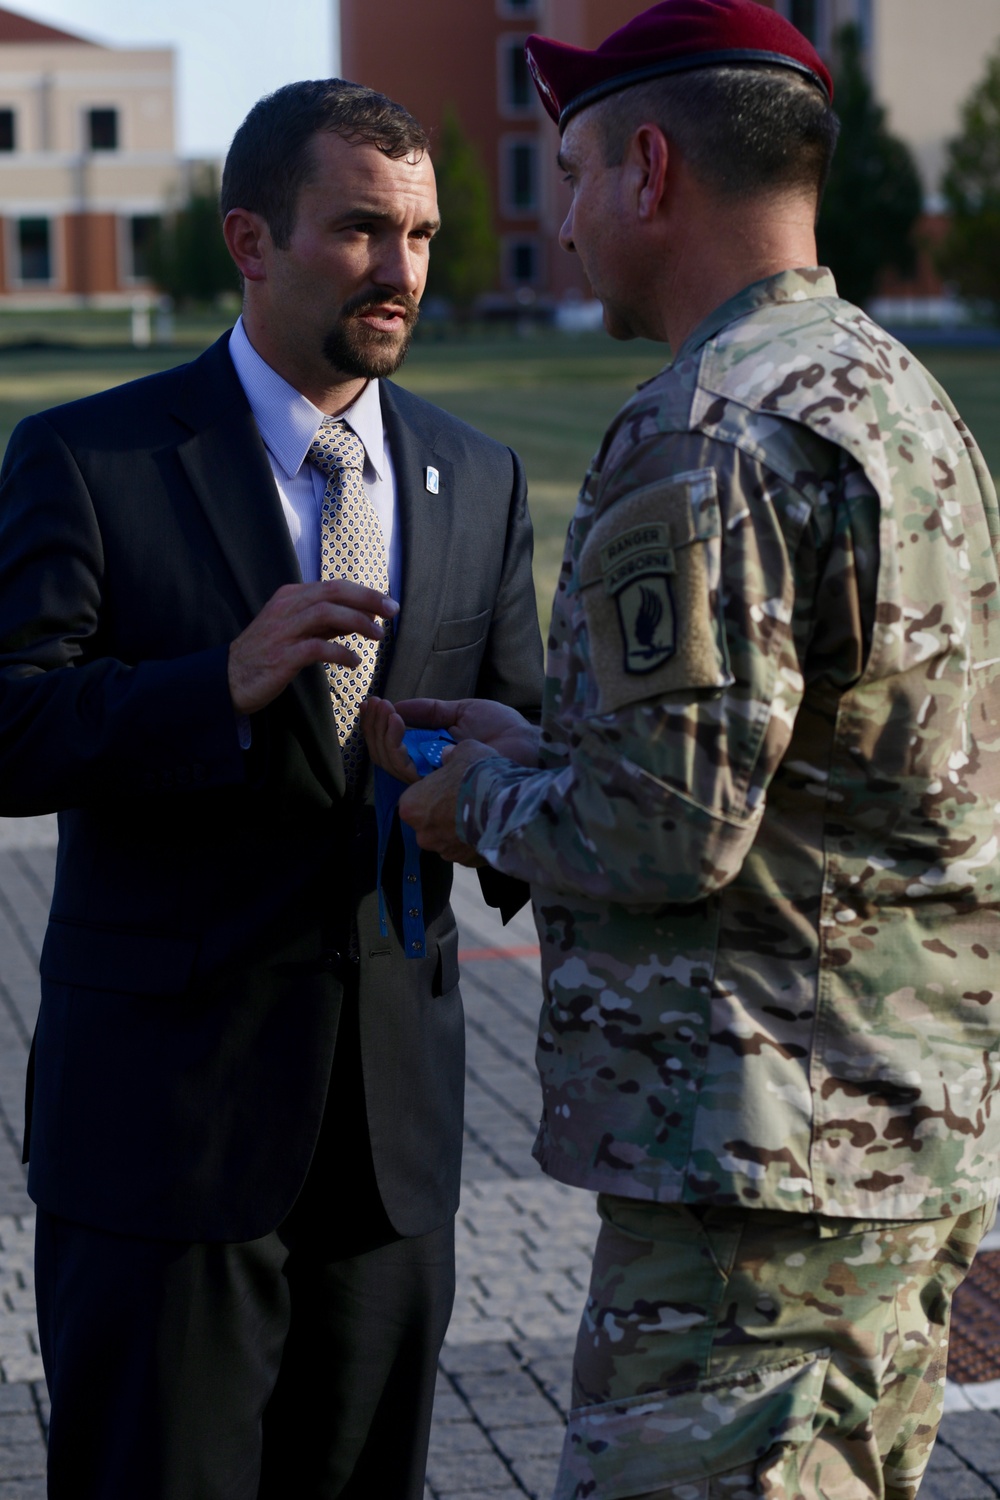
[360, 697, 421, 784]
[228, 581, 398, 716]
[394, 698, 540, 765]
[399, 740, 498, 865]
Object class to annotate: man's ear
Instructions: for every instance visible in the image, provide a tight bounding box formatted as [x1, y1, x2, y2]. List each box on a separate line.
[222, 209, 271, 284]
[630, 124, 670, 222]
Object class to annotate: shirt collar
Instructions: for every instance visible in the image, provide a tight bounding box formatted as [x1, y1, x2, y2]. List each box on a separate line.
[228, 315, 387, 481]
[675, 267, 839, 363]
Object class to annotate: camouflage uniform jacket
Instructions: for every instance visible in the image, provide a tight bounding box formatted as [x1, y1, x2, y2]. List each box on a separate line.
[458, 268, 1000, 1220]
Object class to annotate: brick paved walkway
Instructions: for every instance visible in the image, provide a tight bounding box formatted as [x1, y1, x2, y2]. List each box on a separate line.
[2, 816, 1000, 1498]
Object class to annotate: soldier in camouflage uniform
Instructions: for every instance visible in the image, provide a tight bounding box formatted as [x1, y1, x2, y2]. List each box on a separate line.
[362, 3, 1000, 1496]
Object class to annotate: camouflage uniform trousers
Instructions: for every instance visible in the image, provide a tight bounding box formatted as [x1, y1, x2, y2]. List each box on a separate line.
[554, 1194, 996, 1500]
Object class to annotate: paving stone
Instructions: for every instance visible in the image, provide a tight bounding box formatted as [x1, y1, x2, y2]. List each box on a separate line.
[0, 1415, 42, 1445]
[425, 1449, 516, 1491]
[440, 1344, 522, 1377]
[920, 1471, 998, 1500]
[928, 1441, 973, 1472]
[431, 1391, 473, 1425]
[433, 1489, 522, 1500]
[455, 1371, 540, 1402]
[0, 1389, 33, 1415]
[0, 1446, 46, 1480]
[509, 1452, 561, 1498]
[30, 1385, 48, 1438]
[428, 1422, 496, 1458]
[491, 1424, 565, 1461]
[467, 1395, 560, 1430]
[943, 1411, 1000, 1447]
[521, 1368, 574, 1418]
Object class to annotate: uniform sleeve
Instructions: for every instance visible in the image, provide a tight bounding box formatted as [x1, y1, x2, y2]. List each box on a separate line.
[0, 414, 246, 814]
[456, 431, 877, 908]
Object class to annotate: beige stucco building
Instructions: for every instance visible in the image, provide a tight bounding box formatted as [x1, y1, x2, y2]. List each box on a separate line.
[0, 4, 188, 304]
[774, 0, 1000, 207]
[772, 0, 1000, 315]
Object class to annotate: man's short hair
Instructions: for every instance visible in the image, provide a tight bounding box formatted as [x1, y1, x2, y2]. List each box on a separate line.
[591, 65, 840, 203]
[221, 79, 430, 248]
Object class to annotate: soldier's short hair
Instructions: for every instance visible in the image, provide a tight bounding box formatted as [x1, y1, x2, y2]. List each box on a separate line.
[591, 65, 840, 203]
[221, 80, 430, 248]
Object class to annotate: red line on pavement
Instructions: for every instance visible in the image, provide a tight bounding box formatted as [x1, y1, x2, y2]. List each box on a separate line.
[458, 944, 541, 962]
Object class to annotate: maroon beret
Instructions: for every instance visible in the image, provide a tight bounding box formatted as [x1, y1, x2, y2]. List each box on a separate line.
[526, 0, 833, 130]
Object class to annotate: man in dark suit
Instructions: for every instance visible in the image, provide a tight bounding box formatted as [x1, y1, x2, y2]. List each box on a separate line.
[0, 80, 542, 1499]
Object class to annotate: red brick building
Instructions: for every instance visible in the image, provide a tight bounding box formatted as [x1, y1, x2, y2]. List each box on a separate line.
[341, 0, 644, 302]
[342, 0, 1000, 318]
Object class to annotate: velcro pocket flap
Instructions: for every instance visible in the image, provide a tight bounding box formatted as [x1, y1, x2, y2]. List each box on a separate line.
[579, 468, 733, 714]
[40, 919, 199, 996]
[556, 1349, 830, 1500]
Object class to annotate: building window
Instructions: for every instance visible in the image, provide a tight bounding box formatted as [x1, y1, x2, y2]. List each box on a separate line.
[0, 109, 15, 152]
[87, 108, 119, 151]
[789, 0, 819, 43]
[17, 218, 52, 282]
[504, 139, 538, 212]
[129, 215, 160, 280]
[500, 38, 533, 112]
[510, 240, 538, 285]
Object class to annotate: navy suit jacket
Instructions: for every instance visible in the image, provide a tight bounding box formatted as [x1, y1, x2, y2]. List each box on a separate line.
[0, 332, 543, 1242]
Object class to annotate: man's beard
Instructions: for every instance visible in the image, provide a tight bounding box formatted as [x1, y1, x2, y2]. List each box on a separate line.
[322, 289, 420, 379]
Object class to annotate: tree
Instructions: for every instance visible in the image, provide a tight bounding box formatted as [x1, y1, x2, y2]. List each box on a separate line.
[817, 24, 923, 307]
[148, 164, 237, 306]
[936, 43, 1000, 319]
[425, 107, 498, 315]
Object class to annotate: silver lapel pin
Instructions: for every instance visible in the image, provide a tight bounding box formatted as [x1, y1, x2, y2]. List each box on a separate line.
[425, 466, 440, 495]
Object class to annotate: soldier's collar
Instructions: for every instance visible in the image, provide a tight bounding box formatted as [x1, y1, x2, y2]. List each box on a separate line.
[675, 266, 839, 363]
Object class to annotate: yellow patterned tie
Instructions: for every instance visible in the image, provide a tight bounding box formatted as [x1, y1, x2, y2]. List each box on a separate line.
[308, 417, 389, 787]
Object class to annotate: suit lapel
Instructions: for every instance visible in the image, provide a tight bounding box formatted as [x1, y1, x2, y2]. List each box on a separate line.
[379, 382, 455, 703]
[171, 335, 343, 798]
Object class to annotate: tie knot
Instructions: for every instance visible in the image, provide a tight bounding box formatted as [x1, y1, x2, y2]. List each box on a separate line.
[308, 418, 366, 479]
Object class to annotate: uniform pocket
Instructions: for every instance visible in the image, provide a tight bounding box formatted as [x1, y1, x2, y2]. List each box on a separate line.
[555, 1349, 830, 1500]
[579, 468, 733, 715]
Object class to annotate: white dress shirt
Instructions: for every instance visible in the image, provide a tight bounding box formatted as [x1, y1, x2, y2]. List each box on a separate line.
[228, 316, 401, 598]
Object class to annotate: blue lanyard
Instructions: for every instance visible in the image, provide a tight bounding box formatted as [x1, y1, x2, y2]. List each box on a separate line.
[373, 729, 455, 960]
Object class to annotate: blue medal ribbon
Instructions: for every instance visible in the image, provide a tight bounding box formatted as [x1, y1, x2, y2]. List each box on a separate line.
[373, 729, 455, 959]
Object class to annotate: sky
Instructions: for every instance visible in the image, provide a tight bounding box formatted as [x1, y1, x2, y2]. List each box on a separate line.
[15, 0, 341, 157]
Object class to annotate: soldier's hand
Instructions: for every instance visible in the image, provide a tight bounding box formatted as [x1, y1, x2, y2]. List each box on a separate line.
[399, 740, 498, 865]
[229, 581, 398, 716]
[360, 697, 420, 784]
[393, 697, 541, 767]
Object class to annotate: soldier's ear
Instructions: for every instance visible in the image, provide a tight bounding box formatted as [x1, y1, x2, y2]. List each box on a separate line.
[631, 125, 670, 222]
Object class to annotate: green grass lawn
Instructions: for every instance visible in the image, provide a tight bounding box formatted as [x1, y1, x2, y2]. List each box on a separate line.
[398, 335, 1000, 625]
[0, 316, 997, 631]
